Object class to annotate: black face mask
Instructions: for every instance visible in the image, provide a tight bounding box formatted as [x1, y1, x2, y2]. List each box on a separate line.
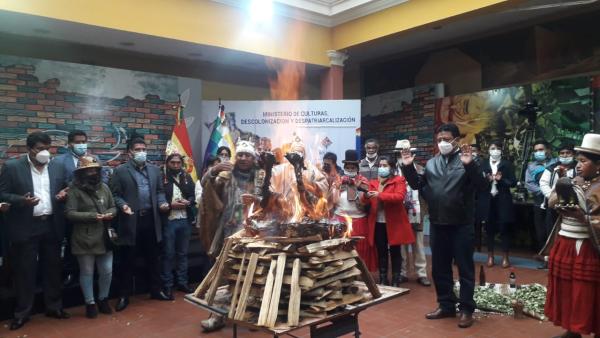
[167, 168, 181, 176]
[84, 175, 100, 186]
[322, 163, 332, 173]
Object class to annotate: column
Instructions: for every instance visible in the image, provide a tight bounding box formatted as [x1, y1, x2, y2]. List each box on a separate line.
[321, 50, 348, 100]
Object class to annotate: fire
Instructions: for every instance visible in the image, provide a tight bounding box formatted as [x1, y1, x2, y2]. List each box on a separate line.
[290, 194, 304, 223]
[341, 214, 353, 238]
[267, 58, 305, 100]
[310, 197, 329, 220]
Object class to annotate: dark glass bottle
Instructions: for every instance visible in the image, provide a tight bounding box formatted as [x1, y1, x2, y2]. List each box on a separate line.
[509, 268, 516, 288]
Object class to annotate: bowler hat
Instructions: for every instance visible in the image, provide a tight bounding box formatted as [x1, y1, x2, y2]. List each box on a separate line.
[342, 150, 360, 164]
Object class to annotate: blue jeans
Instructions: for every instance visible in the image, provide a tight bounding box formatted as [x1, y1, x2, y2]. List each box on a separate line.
[161, 218, 191, 288]
[76, 252, 113, 304]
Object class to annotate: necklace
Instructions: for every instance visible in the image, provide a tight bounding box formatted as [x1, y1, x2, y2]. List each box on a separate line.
[582, 175, 600, 191]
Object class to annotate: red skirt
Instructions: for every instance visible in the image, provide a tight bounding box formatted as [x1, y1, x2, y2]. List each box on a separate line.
[337, 215, 377, 272]
[545, 236, 600, 335]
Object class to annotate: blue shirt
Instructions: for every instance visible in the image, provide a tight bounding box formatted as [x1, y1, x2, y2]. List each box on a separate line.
[525, 158, 557, 196]
[132, 165, 152, 210]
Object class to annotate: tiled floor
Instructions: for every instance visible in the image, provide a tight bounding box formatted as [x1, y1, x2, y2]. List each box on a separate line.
[0, 262, 594, 338]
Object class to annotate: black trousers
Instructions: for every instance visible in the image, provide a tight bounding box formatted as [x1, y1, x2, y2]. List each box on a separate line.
[11, 219, 63, 319]
[374, 222, 402, 275]
[485, 197, 511, 253]
[430, 223, 475, 314]
[117, 214, 162, 297]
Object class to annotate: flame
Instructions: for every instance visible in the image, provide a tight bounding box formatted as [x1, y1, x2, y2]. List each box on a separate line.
[341, 214, 353, 238]
[310, 197, 329, 220]
[290, 195, 304, 223]
[267, 58, 305, 100]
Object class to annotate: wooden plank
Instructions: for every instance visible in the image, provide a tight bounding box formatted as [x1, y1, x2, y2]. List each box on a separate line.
[234, 253, 260, 320]
[257, 259, 277, 326]
[297, 238, 351, 254]
[230, 263, 266, 275]
[266, 253, 287, 328]
[287, 258, 301, 326]
[308, 250, 357, 264]
[228, 252, 247, 319]
[352, 250, 382, 299]
[309, 259, 356, 279]
[206, 238, 234, 305]
[260, 235, 323, 243]
[310, 267, 361, 290]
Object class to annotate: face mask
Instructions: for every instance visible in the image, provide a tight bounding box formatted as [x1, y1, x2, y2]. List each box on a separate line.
[559, 156, 573, 165]
[72, 143, 87, 156]
[167, 167, 181, 175]
[219, 155, 230, 162]
[366, 152, 377, 159]
[344, 169, 357, 178]
[438, 139, 455, 155]
[378, 167, 390, 178]
[472, 153, 479, 159]
[534, 151, 546, 162]
[489, 149, 502, 161]
[133, 151, 147, 164]
[35, 150, 51, 164]
[84, 175, 100, 186]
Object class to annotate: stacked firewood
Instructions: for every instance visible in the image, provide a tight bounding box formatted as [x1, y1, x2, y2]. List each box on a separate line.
[194, 234, 381, 329]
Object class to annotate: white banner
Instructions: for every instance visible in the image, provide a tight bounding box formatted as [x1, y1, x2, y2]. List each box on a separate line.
[199, 100, 361, 167]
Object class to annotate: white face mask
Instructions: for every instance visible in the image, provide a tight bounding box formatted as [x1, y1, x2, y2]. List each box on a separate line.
[559, 156, 573, 165]
[35, 150, 51, 164]
[438, 139, 455, 155]
[344, 169, 357, 177]
[489, 149, 502, 161]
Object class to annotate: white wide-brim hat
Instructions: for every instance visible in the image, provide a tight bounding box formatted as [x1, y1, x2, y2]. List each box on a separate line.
[575, 133, 600, 156]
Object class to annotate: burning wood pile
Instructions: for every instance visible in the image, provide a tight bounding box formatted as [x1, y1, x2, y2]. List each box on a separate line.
[193, 222, 381, 329]
[193, 140, 381, 329]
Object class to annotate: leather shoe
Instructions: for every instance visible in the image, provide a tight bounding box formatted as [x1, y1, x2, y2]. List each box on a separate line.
[150, 290, 174, 301]
[417, 277, 432, 286]
[177, 284, 194, 293]
[45, 309, 71, 319]
[458, 312, 474, 328]
[425, 308, 456, 320]
[9, 317, 29, 330]
[115, 297, 129, 312]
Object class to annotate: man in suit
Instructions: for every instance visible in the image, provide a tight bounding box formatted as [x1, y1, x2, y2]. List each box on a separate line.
[0, 132, 71, 330]
[110, 137, 170, 312]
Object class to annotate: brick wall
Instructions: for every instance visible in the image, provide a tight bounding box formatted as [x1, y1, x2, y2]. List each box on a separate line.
[361, 87, 437, 164]
[0, 64, 177, 167]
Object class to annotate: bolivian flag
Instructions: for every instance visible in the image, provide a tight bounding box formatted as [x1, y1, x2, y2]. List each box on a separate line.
[166, 103, 198, 182]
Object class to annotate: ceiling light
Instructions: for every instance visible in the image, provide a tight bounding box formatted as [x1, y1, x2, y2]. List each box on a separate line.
[249, 0, 273, 24]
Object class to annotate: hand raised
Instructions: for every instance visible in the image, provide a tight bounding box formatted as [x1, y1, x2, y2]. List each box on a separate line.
[213, 161, 234, 174]
[400, 149, 415, 166]
[459, 144, 473, 165]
